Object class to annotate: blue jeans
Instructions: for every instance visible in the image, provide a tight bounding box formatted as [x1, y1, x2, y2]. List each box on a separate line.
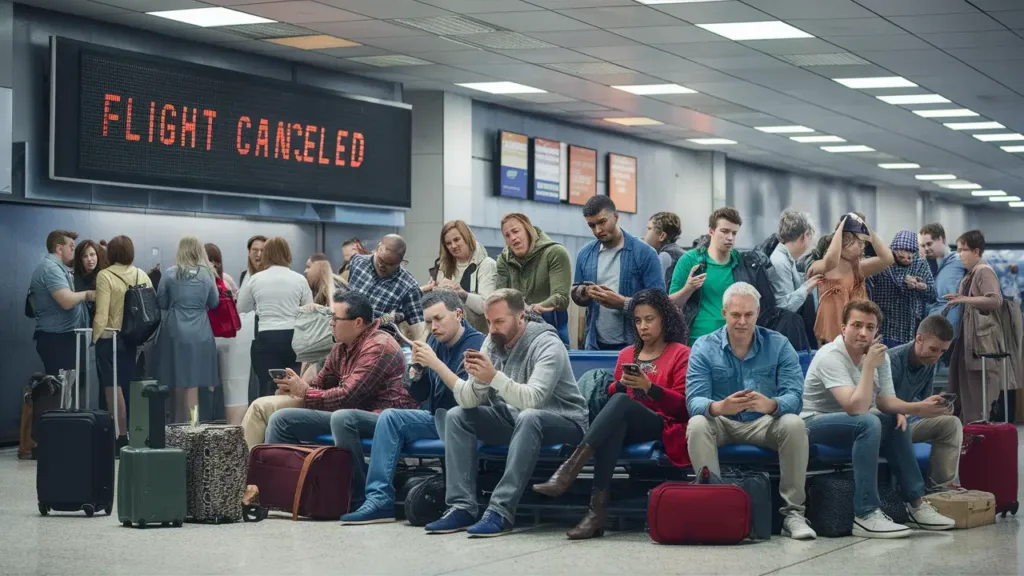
[363, 409, 439, 510]
[805, 412, 926, 517]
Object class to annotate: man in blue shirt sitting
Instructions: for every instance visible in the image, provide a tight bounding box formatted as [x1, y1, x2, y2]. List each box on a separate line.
[685, 282, 815, 540]
[341, 290, 483, 525]
[29, 230, 94, 375]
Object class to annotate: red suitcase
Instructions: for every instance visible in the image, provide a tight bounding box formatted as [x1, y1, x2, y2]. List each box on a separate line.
[246, 444, 352, 520]
[648, 471, 751, 545]
[960, 353, 1020, 517]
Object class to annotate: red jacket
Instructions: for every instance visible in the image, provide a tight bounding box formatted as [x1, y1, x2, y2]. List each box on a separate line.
[608, 342, 690, 467]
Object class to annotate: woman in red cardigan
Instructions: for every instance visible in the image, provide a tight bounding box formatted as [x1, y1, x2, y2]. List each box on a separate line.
[533, 289, 690, 539]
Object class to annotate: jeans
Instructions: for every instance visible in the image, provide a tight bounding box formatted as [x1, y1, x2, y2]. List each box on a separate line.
[444, 406, 583, 523]
[582, 394, 662, 490]
[363, 409, 439, 510]
[805, 412, 926, 517]
[251, 329, 298, 398]
[265, 407, 379, 504]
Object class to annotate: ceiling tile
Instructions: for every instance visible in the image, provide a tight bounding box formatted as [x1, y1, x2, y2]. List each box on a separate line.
[15, 0, 128, 16]
[850, 0, 980, 16]
[413, 49, 523, 65]
[95, 0, 209, 10]
[743, 0, 875, 20]
[204, 0, 293, 5]
[945, 47, 1024, 62]
[886, 14, 1004, 34]
[471, 11, 596, 33]
[496, 47, 599, 64]
[397, 63, 496, 81]
[555, 6, 679, 28]
[359, 35, 474, 52]
[416, 0, 539, 14]
[305, 20, 427, 39]
[607, 24, 726, 45]
[660, 42, 763, 59]
[231, 1, 369, 24]
[742, 38, 845, 55]
[786, 18, 904, 37]
[988, 11, 1024, 28]
[625, 57, 716, 75]
[510, 92, 577, 103]
[584, 44, 678, 62]
[919, 30, 1024, 49]
[651, 1, 773, 25]
[547, 100, 612, 112]
[826, 34, 933, 51]
[315, 45, 393, 57]
[521, 0, 637, 8]
[969, 0, 1022, 8]
[528, 30, 638, 48]
[689, 54, 794, 71]
[315, 0, 452, 19]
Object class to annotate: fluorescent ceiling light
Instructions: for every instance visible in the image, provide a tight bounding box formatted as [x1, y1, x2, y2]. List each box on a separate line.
[833, 77, 916, 89]
[973, 133, 1024, 142]
[878, 163, 920, 169]
[944, 121, 1005, 130]
[913, 109, 978, 118]
[1010, 202, 1024, 208]
[604, 117, 664, 126]
[876, 94, 950, 105]
[147, 7, 272, 27]
[938, 182, 982, 190]
[696, 21, 813, 41]
[266, 35, 359, 49]
[455, 81, 545, 94]
[791, 135, 845, 143]
[612, 83, 697, 95]
[989, 196, 1021, 202]
[821, 145, 874, 153]
[972, 190, 1005, 197]
[915, 174, 957, 181]
[1001, 145, 1024, 153]
[755, 125, 814, 134]
[687, 138, 737, 145]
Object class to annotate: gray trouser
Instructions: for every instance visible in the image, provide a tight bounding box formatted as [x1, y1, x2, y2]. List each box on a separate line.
[910, 415, 963, 488]
[444, 406, 583, 523]
[686, 414, 809, 516]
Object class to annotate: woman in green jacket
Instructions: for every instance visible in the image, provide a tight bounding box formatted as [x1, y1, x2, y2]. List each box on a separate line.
[496, 212, 572, 345]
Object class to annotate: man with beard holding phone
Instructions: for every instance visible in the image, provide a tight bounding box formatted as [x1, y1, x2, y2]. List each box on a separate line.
[424, 289, 587, 538]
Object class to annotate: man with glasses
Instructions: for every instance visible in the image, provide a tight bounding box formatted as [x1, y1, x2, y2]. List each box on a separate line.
[347, 234, 426, 339]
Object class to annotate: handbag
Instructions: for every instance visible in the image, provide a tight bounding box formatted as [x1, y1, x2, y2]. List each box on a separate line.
[647, 468, 751, 545]
[208, 276, 241, 338]
[246, 445, 351, 521]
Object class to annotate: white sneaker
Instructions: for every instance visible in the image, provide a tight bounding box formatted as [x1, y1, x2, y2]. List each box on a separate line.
[852, 510, 911, 539]
[782, 513, 817, 540]
[906, 500, 956, 531]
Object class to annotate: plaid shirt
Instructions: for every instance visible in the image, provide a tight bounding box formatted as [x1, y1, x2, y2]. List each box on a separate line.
[867, 258, 936, 345]
[304, 320, 418, 412]
[347, 254, 424, 325]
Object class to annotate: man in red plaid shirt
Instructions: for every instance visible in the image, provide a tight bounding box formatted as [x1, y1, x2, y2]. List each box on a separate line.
[265, 291, 418, 507]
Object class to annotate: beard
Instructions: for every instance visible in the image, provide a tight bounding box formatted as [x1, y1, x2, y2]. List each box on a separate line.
[490, 324, 520, 350]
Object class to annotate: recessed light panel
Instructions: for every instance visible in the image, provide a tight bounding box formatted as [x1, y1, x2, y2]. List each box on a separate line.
[915, 174, 957, 181]
[944, 121, 1005, 130]
[876, 94, 950, 105]
[972, 190, 1006, 197]
[974, 133, 1024, 142]
[687, 138, 737, 145]
[914, 109, 978, 118]
[1010, 202, 1024, 208]
[455, 82, 545, 94]
[1001, 145, 1024, 153]
[821, 145, 874, 153]
[604, 117, 664, 126]
[755, 125, 814, 134]
[148, 7, 272, 27]
[938, 182, 982, 190]
[833, 77, 916, 89]
[612, 84, 697, 95]
[791, 135, 845, 143]
[878, 163, 920, 169]
[697, 21, 813, 41]
[990, 196, 1021, 202]
[266, 35, 359, 49]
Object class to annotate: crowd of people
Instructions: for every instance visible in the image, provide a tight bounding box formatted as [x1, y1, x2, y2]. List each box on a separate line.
[26, 196, 1017, 540]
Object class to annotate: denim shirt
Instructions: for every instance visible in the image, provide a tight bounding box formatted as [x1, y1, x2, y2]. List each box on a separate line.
[927, 251, 966, 331]
[685, 326, 805, 421]
[30, 253, 89, 333]
[574, 230, 665, 350]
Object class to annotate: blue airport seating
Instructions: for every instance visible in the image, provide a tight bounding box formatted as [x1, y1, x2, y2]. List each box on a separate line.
[566, 350, 620, 379]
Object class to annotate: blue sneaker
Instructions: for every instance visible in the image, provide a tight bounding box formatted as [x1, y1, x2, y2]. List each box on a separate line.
[425, 508, 476, 534]
[340, 503, 396, 525]
[466, 510, 513, 538]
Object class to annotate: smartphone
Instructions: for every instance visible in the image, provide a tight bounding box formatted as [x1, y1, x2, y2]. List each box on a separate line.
[939, 392, 957, 406]
[622, 363, 642, 377]
[268, 369, 288, 380]
[694, 261, 707, 276]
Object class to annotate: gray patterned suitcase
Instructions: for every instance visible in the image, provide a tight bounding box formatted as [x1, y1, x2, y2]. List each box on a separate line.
[165, 423, 248, 523]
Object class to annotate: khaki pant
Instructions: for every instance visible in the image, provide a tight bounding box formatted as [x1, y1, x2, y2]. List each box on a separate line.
[687, 414, 809, 515]
[241, 395, 303, 449]
[910, 415, 963, 488]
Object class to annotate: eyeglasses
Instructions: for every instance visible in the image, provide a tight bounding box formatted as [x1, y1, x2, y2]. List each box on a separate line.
[330, 315, 353, 324]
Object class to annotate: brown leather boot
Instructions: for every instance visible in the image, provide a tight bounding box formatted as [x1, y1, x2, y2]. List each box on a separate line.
[567, 489, 610, 540]
[532, 443, 594, 498]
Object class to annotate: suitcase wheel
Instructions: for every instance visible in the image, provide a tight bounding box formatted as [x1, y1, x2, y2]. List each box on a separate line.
[83, 505, 95, 518]
[161, 522, 170, 528]
[122, 521, 132, 528]
[38, 503, 49, 516]
[138, 520, 147, 529]
[173, 520, 183, 528]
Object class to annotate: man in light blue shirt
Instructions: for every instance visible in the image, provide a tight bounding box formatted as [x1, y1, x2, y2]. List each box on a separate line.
[768, 210, 821, 313]
[29, 230, 93, 375]
[918, 223, 966, 333]
[685, 282, 813, 540]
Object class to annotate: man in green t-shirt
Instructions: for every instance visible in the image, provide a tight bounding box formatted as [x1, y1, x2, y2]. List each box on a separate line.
[670, 207, 743, 344]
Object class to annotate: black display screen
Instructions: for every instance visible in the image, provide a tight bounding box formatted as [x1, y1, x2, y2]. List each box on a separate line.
[50, 37, 412, 208]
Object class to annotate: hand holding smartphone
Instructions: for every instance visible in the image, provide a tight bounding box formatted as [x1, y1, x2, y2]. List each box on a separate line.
[622, 363, 642, 377]
[268, 369, 289, 381]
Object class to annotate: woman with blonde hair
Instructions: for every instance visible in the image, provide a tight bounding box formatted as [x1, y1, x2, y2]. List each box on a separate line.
[422, 220, 496, 333]
[305, 253, 344, 306]
[156, 236, 221, 422]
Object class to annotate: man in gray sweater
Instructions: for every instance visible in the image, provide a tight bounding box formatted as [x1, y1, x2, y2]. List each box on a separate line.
[888, 314, 963, 490]
[425, 288, 588, 538]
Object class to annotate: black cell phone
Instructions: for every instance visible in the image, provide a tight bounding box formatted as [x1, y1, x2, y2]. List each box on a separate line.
[694, 261, 707, 276]
[940, 392, 957, 406]
[268, 369, 288, 380]
[622, 363, 642, 377]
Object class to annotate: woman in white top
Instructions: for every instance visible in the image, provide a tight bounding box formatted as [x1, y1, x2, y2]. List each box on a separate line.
[237, 237, 313, 399]
[421, 220, 497, 334]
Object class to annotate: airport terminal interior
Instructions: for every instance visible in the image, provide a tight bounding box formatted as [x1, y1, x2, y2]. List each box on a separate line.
[1, 0, 1024, 574]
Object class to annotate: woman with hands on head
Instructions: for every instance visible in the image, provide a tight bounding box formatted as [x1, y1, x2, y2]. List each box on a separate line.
[532, 289, 691, 540]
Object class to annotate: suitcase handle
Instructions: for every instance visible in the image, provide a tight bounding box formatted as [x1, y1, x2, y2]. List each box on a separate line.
[292, 446, 332, 522]
[978, 354, 1011, 425]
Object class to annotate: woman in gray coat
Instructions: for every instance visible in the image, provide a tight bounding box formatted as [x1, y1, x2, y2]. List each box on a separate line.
[157, 235, 220, 422]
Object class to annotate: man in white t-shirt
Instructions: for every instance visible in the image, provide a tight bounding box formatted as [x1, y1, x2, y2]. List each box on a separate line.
[802, 299, 955, 539]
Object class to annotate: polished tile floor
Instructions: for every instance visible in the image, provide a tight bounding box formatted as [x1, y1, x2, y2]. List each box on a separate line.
[2, 428, 1021, 576]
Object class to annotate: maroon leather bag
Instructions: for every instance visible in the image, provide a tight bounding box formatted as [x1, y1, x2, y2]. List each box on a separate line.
[648, 471, 751, 545]
[246, 445, 351, 521]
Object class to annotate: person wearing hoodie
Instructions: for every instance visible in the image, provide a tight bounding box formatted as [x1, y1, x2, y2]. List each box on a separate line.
[495, 212, 573, 345]
[341, 290, 484, 525]
[422, 220, 497, 334]
[918, 223, 966, 335]
[867, 230, 936, 346]
[572, 195, 665, 350]
[425, 288, 588, 538]
[644, 211, 685, 288]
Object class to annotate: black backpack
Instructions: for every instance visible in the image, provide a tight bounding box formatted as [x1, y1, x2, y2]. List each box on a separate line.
[112, 270, 161, 346]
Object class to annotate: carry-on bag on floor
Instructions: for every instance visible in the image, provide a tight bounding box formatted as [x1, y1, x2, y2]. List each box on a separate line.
[36, 328, 115, 517]
[960, 353, 1020, 517]
[246, 444, 352, 520]
[647, 469, 751, 545]
[116, 330, 187, 528]
[166, 423, 248, 523]
[715, 468, 772, 540]
[806, 472, 909, 537]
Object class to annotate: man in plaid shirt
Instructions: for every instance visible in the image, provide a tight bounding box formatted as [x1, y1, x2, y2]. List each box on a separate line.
[347, 234, 426, 339]
[867, 230, 936, 346]
[264, 291, 418, 507]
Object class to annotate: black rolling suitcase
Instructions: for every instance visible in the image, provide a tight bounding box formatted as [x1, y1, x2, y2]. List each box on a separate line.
[36, 328, 116, 517]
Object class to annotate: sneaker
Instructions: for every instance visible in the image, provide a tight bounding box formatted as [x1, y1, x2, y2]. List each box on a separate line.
[424, 508, 476, 534]
[340, 503, 396, 525]
[782, 513, 817, 540]
[852, 510, 911, 539]
[466, 510, 513, 538]
[906, 500, 956, 531]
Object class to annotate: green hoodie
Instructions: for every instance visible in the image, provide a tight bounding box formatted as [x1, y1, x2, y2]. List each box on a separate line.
[495, 227, 571, 311]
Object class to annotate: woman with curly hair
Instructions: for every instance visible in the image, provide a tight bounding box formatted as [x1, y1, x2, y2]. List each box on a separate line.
[533, 288, 690, 539]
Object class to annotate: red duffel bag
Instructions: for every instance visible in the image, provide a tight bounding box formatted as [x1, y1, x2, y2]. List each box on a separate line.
[647, 468, 751, 545]
[246, 445, 351, 521]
